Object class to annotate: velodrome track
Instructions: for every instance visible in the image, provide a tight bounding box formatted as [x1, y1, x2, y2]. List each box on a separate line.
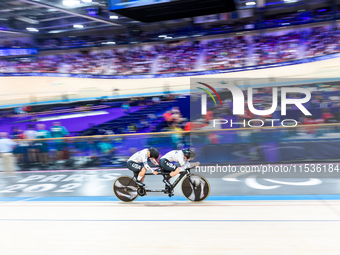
[1, 200, 340, 255]
[1, 167, 340, 200]
[1, 167, 340, 254]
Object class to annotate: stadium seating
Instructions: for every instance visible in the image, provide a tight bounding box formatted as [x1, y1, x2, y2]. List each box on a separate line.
[1, 26, 340, 76]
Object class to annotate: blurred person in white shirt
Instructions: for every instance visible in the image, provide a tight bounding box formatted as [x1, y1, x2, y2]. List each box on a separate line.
[24, 124, 37, 163]
[0, 132, 17, 176]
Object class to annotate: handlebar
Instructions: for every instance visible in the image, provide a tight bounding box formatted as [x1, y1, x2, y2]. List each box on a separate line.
[152, 167, 193, 174]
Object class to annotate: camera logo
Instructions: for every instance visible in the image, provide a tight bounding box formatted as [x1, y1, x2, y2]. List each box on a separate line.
[198, 82, 311, 116]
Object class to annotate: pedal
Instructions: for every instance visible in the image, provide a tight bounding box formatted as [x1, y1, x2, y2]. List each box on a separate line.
[135, 180, 145, 187]
[163, 178, 172, 187]
[164, 185, 171, 193]
[164, 185, 174, 197]
[137, 187, 147, 196]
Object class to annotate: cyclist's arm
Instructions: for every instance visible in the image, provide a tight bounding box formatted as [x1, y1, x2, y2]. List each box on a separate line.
[142, 150, 155, 173]
[178, 156, 193, 170]
[149, 158, 159, 166]
[178, 153, 198, 170]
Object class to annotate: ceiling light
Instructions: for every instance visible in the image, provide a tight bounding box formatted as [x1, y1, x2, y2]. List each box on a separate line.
[246, 2, 256, 6]
[109, 15, 119, 19]
[82, 0, 92, 3]
[63, 0, 80, 7]
[73, 24, 84, 28]
[158, 35, 167, 37]
[26, 27, 39, 32]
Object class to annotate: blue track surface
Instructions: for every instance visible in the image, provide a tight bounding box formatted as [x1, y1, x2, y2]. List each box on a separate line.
[2, 194, 340, 202]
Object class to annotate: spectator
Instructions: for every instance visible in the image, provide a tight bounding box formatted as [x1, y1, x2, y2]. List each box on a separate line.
[24, 124, 37, 139]
[11, 126, 24, 139]
[207, 132, 221, 144]
[0, 132, 17, 176]
[170, 123, 183, 149]
[163, 111, 173, 126]
[36, 124, 51, 167]
[121, 102, 130, 113]
[98, 138, 115, 155]
[184, 122, 193, 131]
[24, 124, 37, 163]
[152, 96, 160, 104]
[50, 121, 69, 160]
[11, 127, 25, 164]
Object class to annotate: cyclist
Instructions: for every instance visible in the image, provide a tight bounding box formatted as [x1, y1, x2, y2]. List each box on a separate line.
[127, 147, 159, 186]
[159, 148, 200, 187]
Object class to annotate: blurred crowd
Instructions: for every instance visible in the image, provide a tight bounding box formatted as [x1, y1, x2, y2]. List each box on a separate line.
[2, 85, 340, 171]
[305, 27, 340, 57]
[0, 97, 190, 170]
[204, 37, 248, 70]
[252, 32, 302, 65]
[0, 49, 155, 75]
[156, 44, 201, 73]
[1, 26, 340, 75]
[0, 121, 69, 172]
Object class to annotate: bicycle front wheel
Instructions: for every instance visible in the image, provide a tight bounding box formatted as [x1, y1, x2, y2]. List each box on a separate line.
[181, 174, 210, 202]
[113, 176, 138, 202]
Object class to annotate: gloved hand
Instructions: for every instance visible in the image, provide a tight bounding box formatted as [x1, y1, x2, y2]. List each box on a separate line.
[194, 162, 200, 167]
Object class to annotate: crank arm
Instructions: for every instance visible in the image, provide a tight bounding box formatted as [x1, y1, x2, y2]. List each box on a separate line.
[145, 189, 168, 192]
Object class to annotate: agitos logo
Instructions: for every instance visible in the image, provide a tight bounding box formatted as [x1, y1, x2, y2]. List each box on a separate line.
[197, 82, 312, 127]
[197, 82, 223, 110]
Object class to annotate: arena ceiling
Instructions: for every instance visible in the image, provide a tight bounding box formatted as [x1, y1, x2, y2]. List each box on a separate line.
[0, 0, 126, 34]
[0, 0, 334, 35]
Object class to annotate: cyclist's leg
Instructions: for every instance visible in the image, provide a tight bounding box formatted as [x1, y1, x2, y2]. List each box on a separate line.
[127, 160, 145, 186]
[139, 167, 147, 183]
[159, 158, 177, 186]
[132, 168, 146, 183]
[169, 167, 181, 177]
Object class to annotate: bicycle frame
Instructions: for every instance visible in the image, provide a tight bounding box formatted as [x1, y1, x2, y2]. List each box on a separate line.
[114, 167, 209, 202]
[129, 169, 191, 193]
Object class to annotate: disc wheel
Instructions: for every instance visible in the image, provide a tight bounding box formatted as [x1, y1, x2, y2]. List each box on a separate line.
[181, 174, 210, 202]
[113, 176, 139, 202]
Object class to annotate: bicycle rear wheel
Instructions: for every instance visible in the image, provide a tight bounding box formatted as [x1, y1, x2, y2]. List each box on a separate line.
[113, 176, 138, 202]
[181, 174, 210, 202]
